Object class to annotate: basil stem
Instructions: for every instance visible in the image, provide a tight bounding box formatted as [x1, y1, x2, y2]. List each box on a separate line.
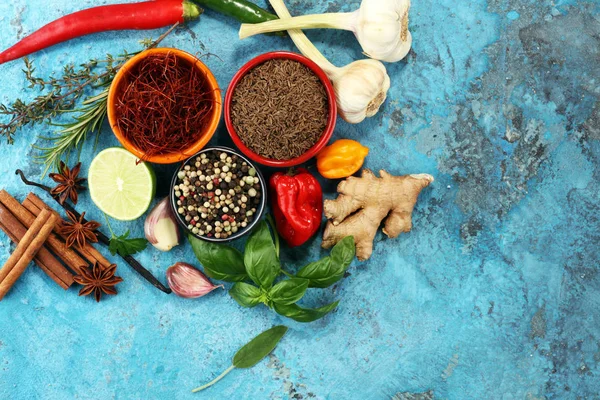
[192, 365, 235, 393]
[266, 213, 280, 258]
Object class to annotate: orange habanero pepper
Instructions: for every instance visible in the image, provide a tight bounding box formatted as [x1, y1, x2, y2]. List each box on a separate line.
[316, 139, 369, 179]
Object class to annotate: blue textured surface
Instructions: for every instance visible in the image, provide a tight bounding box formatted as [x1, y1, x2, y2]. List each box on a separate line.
[0, 0, 599, 399]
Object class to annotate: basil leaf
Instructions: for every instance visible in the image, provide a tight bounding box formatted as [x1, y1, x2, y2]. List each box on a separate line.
[188, 235, 247, 282]
[296, 237, 355, 288]
[230, 283, 263, 308]
[233, 325, 288, 369]
[268, 278, 309, 306]
[273, 301, 340, 323]
[330, 236, 356, 266]
[296, 258, 341, 288]
[244, 221, 280, 288]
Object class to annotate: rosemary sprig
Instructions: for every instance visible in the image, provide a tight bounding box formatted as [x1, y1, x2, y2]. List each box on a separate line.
[0, 55, 125, 145]
[0, 23, 179, 172]
[34, 89, 109, 175]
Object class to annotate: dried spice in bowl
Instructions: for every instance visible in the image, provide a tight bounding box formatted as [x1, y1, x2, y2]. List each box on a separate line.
[172, 149, 265, 241]
[230, 59, 329, 161]
[113, 51, 217, 161]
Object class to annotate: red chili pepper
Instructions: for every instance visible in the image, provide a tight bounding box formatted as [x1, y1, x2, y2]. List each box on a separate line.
[270, 168, 323, 248]
[0, 0, 202, 65]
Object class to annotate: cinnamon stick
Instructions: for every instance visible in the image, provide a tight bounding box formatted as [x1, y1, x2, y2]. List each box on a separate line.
[0, 210, 58, 300]
[0, 190, 87, 274]
[0, 215, 71, 290]
[23, 193, 112, 269]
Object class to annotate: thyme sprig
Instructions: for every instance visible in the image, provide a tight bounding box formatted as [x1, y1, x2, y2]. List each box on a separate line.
[0, 54, 127, 145]
[0, 23, 179, 173]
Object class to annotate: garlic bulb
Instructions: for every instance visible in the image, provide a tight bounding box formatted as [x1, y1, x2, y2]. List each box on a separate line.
[240, 0, 412, 63]
[166, 262, 223, 299]
[144, 197, 181, 252]
[329, 60, 391, 124]
[265, 0, 391, 124]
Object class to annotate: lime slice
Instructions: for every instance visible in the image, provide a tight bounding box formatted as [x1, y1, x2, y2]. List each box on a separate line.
[88, 148, 156, 221]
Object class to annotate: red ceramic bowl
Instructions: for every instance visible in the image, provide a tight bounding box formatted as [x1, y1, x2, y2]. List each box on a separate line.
[224, 51, 337, 168]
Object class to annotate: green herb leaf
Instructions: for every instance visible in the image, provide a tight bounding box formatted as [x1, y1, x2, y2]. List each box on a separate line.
[230, 283, 263, 308]
[296, 236, 355, 288]
[268, 278, 309, 306]
[273, 301, 340, 323]
[296, 258, 339, 288]
[108, 230, 148, 257]
[232, 325, 288, 369]
[191, 325, 288, 393]
[244, 221, 280, 288]
[330, 236, 356, 266]
[189, 235, 247, 282]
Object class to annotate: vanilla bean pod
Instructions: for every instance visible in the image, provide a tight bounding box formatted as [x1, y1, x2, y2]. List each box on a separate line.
[15, 169, 171, 294]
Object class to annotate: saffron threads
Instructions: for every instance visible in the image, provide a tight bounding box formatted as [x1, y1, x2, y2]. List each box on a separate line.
[115, 52, 215, 160]
[230, 59, 329, 161]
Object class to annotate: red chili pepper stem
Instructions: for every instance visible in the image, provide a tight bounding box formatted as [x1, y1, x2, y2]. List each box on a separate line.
[183, 1, 204, 20]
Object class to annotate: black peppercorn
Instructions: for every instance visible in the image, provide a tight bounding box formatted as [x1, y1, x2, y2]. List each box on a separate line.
[174, 150, 262, 240]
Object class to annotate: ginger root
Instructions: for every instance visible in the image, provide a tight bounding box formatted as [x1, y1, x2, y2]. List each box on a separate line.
[322, 170, 434, 261]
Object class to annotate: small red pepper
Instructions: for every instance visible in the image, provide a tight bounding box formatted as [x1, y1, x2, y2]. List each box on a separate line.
[0, 0, 202, 65]
[270, 168, 323, 248]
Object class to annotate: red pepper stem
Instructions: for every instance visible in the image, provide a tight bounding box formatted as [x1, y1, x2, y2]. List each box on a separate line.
[286, 167, 296, 177]
[183, 1, 203, 20]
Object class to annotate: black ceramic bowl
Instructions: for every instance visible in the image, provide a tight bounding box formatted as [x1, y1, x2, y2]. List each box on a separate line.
[170, 146, 267, 243]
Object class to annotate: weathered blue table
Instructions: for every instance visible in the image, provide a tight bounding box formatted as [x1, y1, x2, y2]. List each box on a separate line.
[0, 0, 598, 399]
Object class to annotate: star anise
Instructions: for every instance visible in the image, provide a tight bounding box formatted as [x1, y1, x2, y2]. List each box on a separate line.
[73, 262, 123, 302]
[59, 210, 100, 248]
[49, 161, 86, 205]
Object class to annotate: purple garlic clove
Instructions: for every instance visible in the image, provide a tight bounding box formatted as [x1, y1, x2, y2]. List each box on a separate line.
[166, 262, 223, 299]
[145, 197, 181, 252]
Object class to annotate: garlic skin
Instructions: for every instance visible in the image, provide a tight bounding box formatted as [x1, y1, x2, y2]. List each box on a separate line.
[166, 262, 223, 299]
[144, 197, 181, 252]
[241, 0, 412, 63]
[330, 60, 391, 124]
[266, 0, 392, 125]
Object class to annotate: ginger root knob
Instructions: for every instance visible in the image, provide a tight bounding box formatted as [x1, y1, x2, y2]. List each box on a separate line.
[322, 170, 434, 261]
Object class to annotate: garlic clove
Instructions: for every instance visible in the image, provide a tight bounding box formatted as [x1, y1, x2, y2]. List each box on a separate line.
[166, 262, 224, 299]
[145, 197, 182, 252]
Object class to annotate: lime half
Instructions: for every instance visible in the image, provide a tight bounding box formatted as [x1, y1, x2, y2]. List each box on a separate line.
[88, 148, 156, 221]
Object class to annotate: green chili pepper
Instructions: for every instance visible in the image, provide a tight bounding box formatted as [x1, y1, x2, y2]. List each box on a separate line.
[193, 0, 283, 28]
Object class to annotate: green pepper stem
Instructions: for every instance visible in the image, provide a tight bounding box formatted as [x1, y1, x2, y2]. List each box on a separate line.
[191, 365, 235, 393]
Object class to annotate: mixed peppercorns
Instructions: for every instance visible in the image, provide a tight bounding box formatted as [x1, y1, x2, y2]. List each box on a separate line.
[173, 150, 262, 240]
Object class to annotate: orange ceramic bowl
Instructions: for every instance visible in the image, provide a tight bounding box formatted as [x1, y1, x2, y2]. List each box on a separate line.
[107, 48, 222, 164]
